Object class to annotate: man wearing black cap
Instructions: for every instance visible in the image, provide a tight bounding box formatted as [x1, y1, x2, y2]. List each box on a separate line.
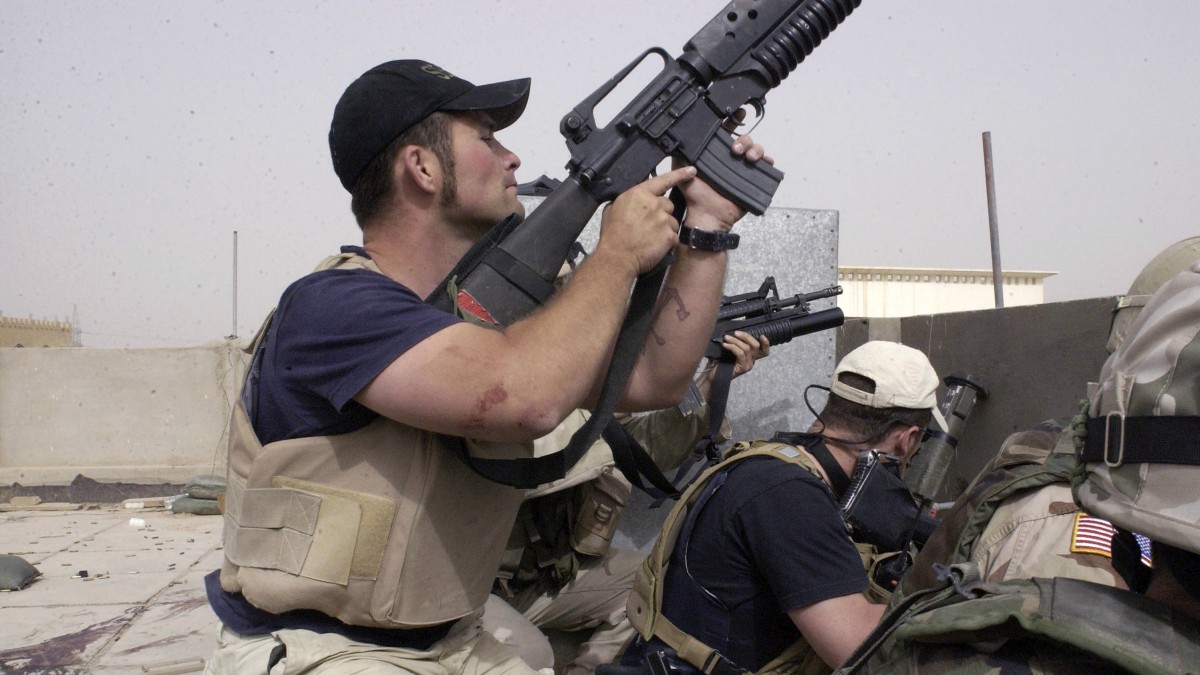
[203, 59, 769, 674]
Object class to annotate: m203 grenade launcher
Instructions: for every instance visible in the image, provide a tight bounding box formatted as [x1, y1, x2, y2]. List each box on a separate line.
[432, 0, 864, 325]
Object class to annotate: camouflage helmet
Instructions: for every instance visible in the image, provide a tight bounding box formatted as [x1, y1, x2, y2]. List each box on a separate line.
[1075, 261, 1200, 555]
[1106, 236, 1200, 353]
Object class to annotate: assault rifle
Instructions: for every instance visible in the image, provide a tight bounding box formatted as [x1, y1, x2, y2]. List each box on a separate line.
[429, 0, 865, 490]
[706, 277, 844, 361]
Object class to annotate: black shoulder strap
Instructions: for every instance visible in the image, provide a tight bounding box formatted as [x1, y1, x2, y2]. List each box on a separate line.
[1082, 415, 1200, 466]
[770, 432, 850, 497]
[427, 214, 526, 310]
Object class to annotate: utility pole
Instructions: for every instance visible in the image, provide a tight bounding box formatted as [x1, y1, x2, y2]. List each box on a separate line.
[228, 230, 239, 340]
[982, 132, 1004, 308]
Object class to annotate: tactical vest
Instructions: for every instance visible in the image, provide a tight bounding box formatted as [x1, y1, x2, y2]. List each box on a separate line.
[219, 251, 528, 628]
[837, 564, 1200, 674]
[627, 439, 893, 675]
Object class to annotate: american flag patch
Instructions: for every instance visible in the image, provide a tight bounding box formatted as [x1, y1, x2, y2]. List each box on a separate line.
[1133, 532, 1154, 567]
[1070, 512, 1116, 557]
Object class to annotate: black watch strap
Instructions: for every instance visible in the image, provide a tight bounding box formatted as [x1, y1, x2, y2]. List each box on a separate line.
[678, 224, 739, 251]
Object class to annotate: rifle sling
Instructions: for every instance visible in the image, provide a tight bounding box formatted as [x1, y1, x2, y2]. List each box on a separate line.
[605, 418, 680, 500]
[552, 189, 695, 497]
[696, 359, 736, 462]
[559, 253, 676, 489]
[446, 249, 681, 489]
[426, 193, 695, 494]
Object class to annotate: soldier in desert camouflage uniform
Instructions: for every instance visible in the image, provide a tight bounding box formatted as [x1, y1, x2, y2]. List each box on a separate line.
[896, 237, 1200, 601]
[836, 260, 1200, 674]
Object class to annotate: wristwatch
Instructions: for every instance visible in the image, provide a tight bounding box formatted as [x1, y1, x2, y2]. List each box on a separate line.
[678, 223, 739, 251]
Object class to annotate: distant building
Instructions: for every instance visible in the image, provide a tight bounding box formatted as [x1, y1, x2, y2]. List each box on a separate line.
[837, 266, 1055, 318]
[0, 315, 74, 348]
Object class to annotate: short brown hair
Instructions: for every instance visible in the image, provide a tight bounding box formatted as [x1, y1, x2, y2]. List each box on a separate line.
[350, 111, 455, 227]
[819, 371, 933, 444]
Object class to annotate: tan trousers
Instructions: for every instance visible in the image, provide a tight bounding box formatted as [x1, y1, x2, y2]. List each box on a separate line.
[487, 548, 641, 675]
[204, 603, 543, 675]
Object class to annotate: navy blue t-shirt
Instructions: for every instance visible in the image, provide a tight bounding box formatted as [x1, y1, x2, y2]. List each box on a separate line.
[249, 246, 462, 444]
[207, 246, 462, 648]
[667, 455, 867, 671]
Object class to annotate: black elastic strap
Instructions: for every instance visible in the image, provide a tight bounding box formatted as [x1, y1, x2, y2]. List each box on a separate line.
[1082, 415, 1200, 466]
[604, 420, 681, 500]
[554, 188, 693, 495]
[806, 441, 852, 498]
[555, 254, 673, 485]
[426, 214, 524, 310]
[482, 246, 558, 305]
[768, 432, 850, 498]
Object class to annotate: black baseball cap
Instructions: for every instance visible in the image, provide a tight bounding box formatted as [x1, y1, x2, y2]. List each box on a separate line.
[329, 60, 531, 192]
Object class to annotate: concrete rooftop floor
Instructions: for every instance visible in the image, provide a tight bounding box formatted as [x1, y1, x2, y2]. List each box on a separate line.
[0, 504, 222, 674]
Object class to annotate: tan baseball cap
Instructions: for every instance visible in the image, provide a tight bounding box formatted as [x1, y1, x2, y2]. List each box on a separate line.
[830, 341, 947, 431]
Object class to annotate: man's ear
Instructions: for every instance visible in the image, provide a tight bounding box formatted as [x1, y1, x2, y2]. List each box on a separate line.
[892, 425, 923, 461]
[399, 145, 440, 195]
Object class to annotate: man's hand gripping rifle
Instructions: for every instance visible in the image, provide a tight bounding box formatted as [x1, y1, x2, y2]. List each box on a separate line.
[429, 0, 864, 490]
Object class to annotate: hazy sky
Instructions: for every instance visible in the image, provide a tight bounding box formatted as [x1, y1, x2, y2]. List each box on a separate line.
[4, 1, 1198, 348]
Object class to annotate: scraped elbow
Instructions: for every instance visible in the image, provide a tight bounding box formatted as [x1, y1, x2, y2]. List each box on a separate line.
[515, 399, 575, 440]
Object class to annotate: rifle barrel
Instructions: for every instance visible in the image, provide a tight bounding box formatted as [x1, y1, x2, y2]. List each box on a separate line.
[744, 307, 845, 347]
[797, 285, 843, 303]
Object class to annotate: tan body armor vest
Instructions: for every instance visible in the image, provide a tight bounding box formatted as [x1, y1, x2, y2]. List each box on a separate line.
[219, 251, 528, 628]
[628, 440, 892, 675]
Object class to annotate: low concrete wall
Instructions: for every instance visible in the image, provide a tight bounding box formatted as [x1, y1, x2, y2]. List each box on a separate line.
[0, 341, 245, 488]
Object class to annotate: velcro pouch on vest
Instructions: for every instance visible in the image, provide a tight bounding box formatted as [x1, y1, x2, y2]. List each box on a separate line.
[224, 475, 395, 585]
[571, 468, 631, 557]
